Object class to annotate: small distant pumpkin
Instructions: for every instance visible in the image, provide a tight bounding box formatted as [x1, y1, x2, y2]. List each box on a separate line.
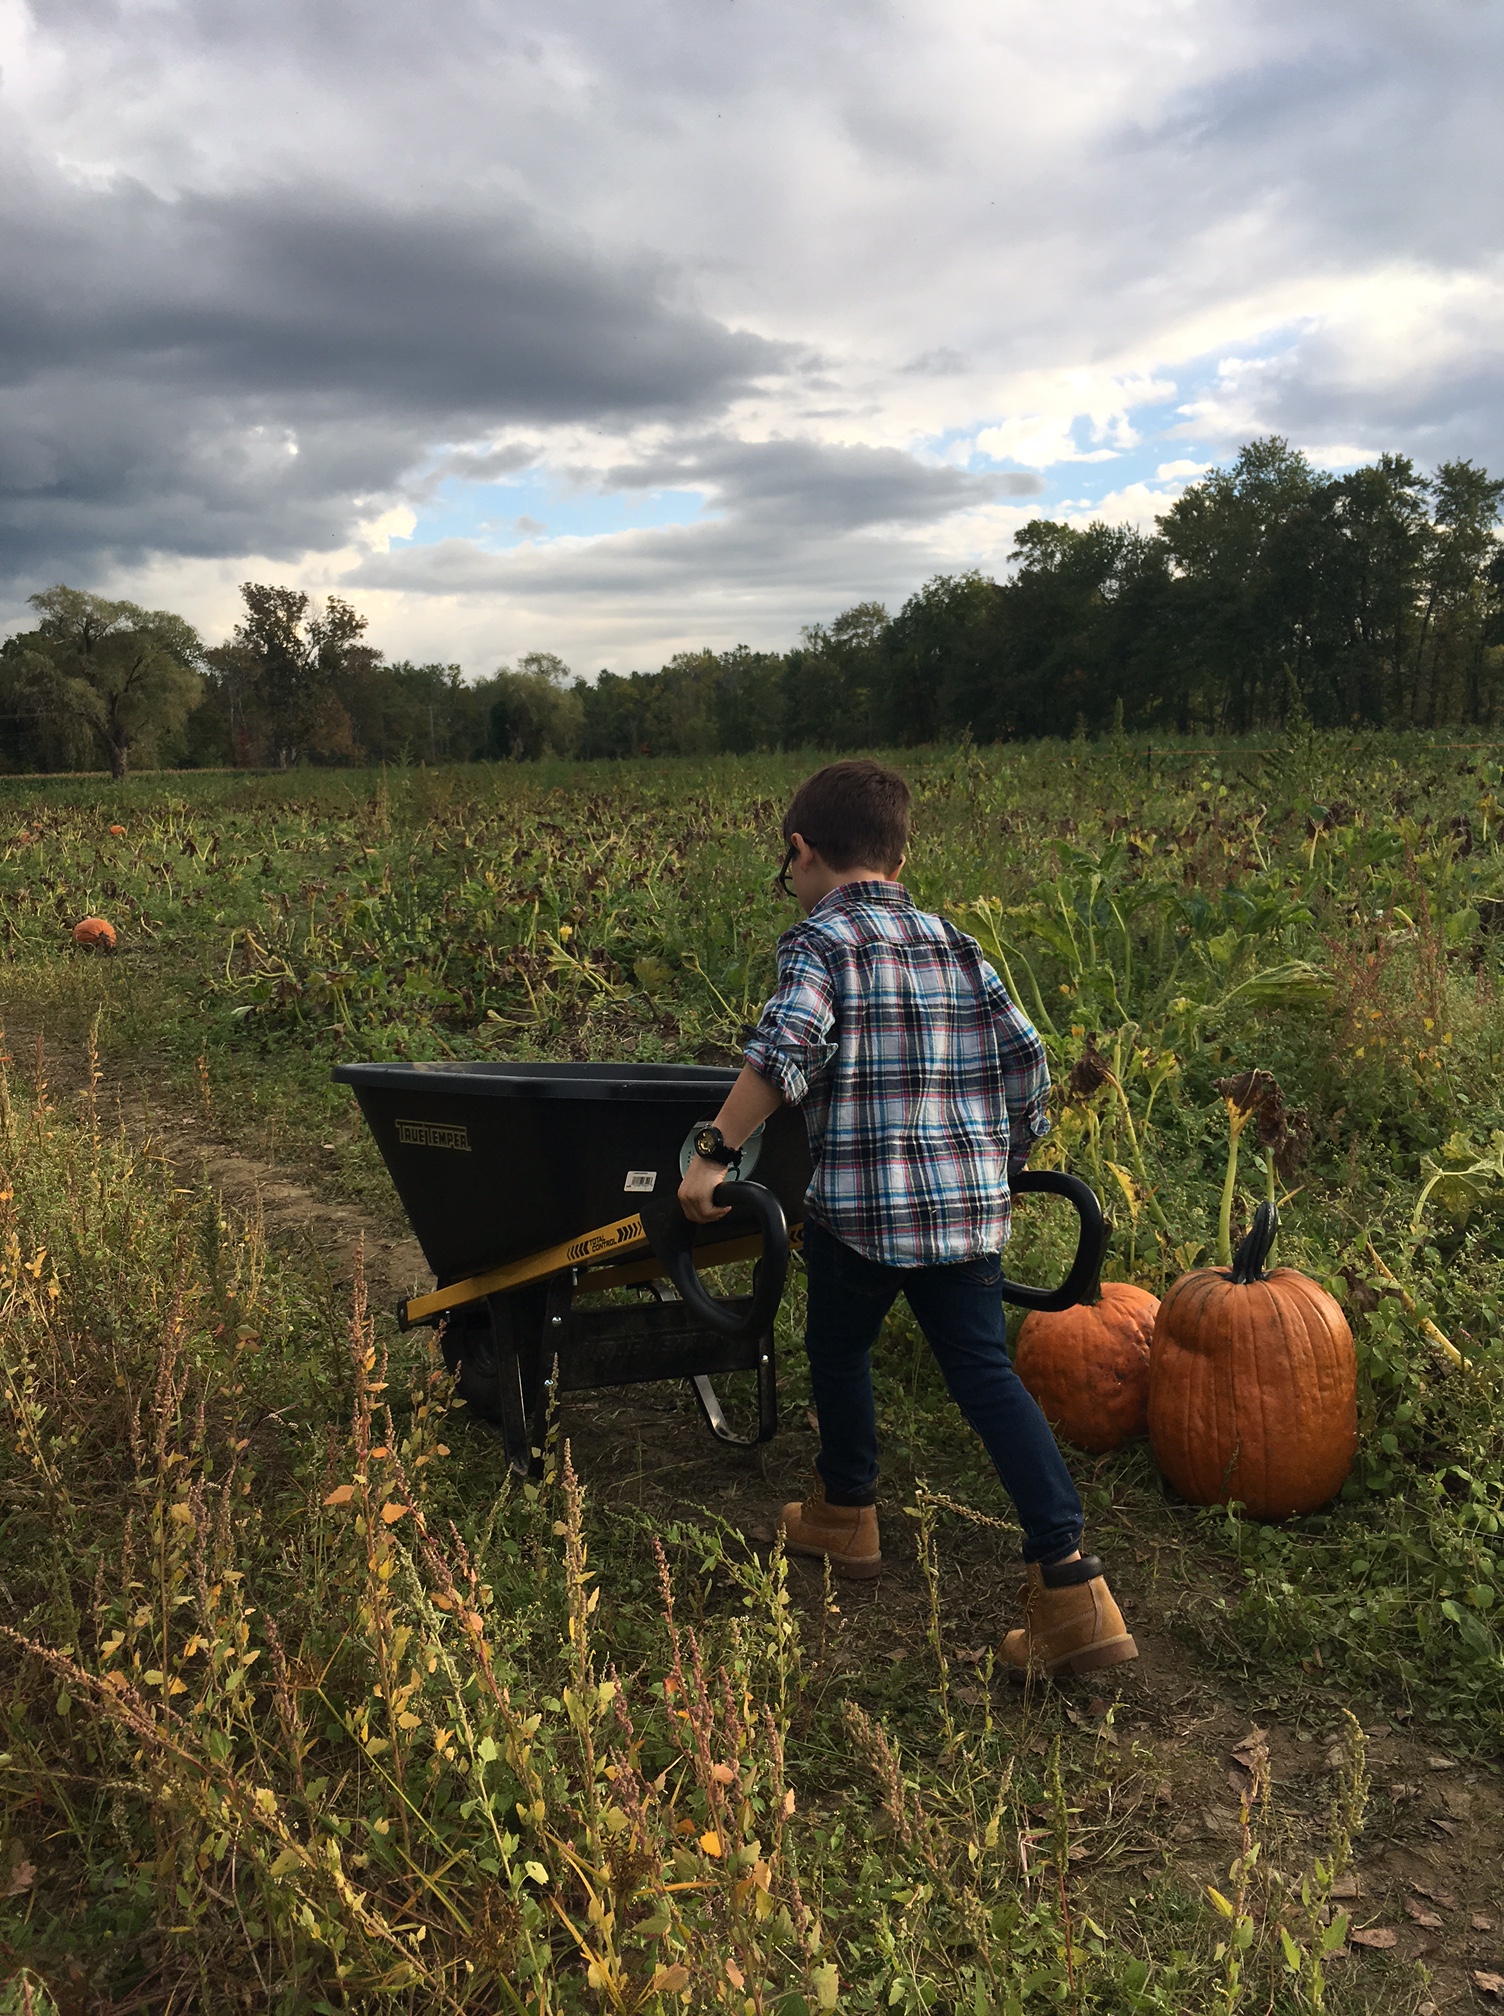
[1015, 1278, 1160, 1453]
[108, 823, 126, 837]
[1148, 1203, 1357, 1519]
[72, 916, 117, 954]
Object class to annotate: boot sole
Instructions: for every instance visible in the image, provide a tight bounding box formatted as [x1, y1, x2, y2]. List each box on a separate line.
[1006, 1633, 1139, 1681]
[782, 1538, 883, 1580]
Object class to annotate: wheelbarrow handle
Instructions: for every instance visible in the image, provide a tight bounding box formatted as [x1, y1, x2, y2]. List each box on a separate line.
[998, 1169, 1107, 1312]
[642, 1182, 790, 1342]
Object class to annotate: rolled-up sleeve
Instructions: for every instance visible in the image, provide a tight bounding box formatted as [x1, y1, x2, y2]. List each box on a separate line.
[743, 931, 837, 1107]
[982, 965, 1051, 1171]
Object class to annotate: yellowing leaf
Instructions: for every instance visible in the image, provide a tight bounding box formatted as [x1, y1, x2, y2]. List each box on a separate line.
[811, 1959, 840, 2009]
[323, 1484, 355, 1507]
[380, 1500, 409, 1525]
[524, 1859, 549, 1885]
[726, 1959, 745, 1989]
[397, 1711, 421, 1731]
[699, 1829, 723, 1857]
[269, 1848, 300, 1879]
[650, 1965, 690, 1993]
[710, 1761, 737, 1784]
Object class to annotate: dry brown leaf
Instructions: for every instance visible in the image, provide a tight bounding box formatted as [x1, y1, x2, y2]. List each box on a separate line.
[1349, 1927, 1398, 1951]
[1474, 1972, 1504, 1997]
[1410, 1881, 1456, 1908]
[1230, 1729, 1268, 1769]
[3, 1862, 35, 1897]
[1329, 1872, 1360, 1900]
[322, 1483, 355, 1507]
[1426, 1754, 1458, 1770]
[1153, 1779, 1174, 1805]
[1472, 1913, 1496, 1932]
[1404, 1898, 1444, 1929]
[651, 1965, 690, 1994]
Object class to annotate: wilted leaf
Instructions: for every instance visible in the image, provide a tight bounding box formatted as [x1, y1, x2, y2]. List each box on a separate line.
[3, 1862, 35, 1897]
[699, 1829, 723, 1856]
[650, 1964, 690, 1993]
[1474, 1973, 1504, 1997]
[726, 1959, 746, 1989]
[810, 1961, 840, 2011]
[1069, 1039, 1113, 1100]
[323, 1484, 355, 1507]
[380, 1500, 409, 1525]
[1349, 1926, 1397, 1950]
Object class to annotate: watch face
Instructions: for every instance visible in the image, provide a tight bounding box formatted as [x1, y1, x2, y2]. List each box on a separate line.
[694, 1126, 720, 1157]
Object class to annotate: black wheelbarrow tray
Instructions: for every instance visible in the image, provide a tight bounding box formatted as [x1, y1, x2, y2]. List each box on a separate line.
[335, 1059, 1106, 1475]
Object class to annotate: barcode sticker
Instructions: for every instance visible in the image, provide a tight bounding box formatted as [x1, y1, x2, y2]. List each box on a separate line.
[623, 1169, 657, 1193]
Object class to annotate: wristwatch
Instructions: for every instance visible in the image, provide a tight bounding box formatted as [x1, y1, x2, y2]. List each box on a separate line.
[692, 1124, 742, 1170]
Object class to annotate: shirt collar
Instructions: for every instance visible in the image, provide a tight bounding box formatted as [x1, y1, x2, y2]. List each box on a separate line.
[809, 878, 913, 921]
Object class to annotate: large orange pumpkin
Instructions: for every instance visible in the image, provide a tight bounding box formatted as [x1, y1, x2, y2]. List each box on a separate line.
[72, 916, 117, 953]
[1148, 1205, 1356, 1518]
[1015, 1280, 1160, 1454]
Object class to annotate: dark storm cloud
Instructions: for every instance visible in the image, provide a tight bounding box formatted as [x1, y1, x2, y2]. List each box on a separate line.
[0, 170, 788, 584]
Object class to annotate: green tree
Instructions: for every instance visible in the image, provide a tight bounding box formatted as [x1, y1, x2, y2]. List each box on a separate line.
[783, 603, 885, 748]
[487, 664, 584, 759]
[879, 573, 997, 742]
[10, 587, 202, 778]
[203, 586, 380, 767]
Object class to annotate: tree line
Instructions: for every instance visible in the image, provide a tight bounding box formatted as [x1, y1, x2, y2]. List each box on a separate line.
[3, 438, 1501, 775]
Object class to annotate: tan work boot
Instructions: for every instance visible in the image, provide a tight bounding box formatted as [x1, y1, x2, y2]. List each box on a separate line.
[1001, 1554, 1138, 1678]
[778, 1476, 881, 1580]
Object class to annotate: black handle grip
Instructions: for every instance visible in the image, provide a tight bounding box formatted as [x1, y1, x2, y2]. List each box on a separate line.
[641, 1181, 790, 1341]
[997, 1169, 1107, 1312]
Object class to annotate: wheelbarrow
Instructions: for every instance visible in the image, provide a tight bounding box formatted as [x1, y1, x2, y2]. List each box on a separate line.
[336, 1058, 1106, 1476]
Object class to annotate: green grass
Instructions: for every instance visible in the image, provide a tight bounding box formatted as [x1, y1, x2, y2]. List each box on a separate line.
[2, 731, 1502, 2009]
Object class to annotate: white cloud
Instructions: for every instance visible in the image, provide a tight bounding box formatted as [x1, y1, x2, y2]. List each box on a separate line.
[2, 0, 1502, 669]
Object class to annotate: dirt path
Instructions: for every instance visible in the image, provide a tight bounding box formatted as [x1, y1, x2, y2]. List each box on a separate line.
[12, 1016, 1503, 2007]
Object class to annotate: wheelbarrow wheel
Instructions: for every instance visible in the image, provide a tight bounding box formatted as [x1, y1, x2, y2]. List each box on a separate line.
[439, 1289, 549, 1476]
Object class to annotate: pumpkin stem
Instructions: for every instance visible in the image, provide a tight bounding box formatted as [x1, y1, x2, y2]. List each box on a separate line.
[1231, 1201, 1279, 1284]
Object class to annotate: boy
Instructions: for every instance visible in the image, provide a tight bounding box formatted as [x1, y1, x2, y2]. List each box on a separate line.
[679, 759, 1136, 1678]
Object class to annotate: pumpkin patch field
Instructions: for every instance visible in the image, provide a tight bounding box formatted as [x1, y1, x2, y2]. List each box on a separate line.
[2, 733, 1504, 2012]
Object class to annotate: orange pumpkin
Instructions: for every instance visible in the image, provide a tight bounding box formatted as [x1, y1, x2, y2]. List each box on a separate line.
[72, 916, 117, 953]
[1148, 1205, 1356, 1518]
[1015, 1280, 1160, 1454]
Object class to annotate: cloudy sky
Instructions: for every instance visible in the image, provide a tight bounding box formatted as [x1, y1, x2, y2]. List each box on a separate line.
[3, 0, 1502, 675]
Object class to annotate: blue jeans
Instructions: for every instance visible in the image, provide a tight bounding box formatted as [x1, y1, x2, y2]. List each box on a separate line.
[801, 1218, 1084, 1564]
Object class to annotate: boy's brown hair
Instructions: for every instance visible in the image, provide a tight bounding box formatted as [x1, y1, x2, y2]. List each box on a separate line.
[782, 759, 911, 873]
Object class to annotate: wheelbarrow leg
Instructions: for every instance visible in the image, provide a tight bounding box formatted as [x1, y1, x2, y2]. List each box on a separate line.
[690, 1327, 777, 1448]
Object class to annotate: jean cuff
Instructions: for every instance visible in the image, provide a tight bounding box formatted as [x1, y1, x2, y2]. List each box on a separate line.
[815, 1458, 878, 1507]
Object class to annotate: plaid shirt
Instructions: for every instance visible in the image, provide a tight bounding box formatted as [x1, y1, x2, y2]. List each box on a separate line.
[743, 879, 1050, 1266]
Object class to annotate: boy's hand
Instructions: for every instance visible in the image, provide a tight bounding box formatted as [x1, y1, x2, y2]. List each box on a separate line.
[678, 1153, 734, 1223]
